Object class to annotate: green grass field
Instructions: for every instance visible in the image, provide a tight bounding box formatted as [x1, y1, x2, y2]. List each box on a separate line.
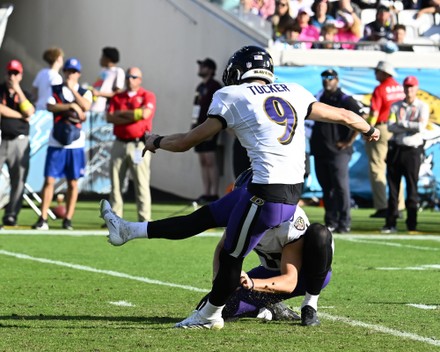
[0, 201, 439, 351]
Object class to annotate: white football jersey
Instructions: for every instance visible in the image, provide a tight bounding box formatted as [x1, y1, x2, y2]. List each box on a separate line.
[208, 82, 316, 184]
[254, 206, 309, 271]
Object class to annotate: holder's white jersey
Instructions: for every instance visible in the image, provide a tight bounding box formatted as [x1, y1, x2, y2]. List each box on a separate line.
[208, 82, 316, 185]
[254, 206, 309, 271]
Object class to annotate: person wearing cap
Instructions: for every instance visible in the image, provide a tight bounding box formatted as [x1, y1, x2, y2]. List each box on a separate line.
[0, 59, 35, 227]
[106, 67, 156, 222]
[192, 58, 222, 204]
[295, 6, 320, 48]
[381, 76, 429, 233]
[32, 57, 92, 231]
[91, 47, 125, 113]
[310, 69, 366, 234]
[366, 61, 406, 219]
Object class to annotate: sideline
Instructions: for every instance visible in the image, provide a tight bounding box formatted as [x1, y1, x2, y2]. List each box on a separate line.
[1, 230, 439, 240]
[0, 248, 439, 347]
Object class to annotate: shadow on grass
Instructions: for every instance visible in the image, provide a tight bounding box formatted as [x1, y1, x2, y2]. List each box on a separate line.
[0, 314, 179, 325]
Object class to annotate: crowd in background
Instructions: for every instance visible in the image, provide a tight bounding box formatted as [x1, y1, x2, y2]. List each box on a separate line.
[211, 0, 440, 52]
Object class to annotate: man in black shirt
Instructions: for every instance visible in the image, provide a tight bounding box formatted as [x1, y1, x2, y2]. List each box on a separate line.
[310, 69, 365, 233]
[0, 60, 35, 227]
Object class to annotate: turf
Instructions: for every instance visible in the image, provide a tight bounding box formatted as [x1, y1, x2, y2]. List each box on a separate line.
[0, 201, 439, 351]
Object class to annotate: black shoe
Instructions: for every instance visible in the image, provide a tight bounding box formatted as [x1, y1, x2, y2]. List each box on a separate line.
[267, 302, 300, 321]
[301, 305, 320, 326]
[369, 209, 388, 218]
[2, 215, 16, 226]
[32, 216, 49, 230]
[62, 219, 73, 230]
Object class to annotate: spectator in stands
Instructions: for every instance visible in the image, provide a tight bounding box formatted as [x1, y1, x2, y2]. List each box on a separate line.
[296, 7, 321, 48]
[362, 5, 395, 42]
[106, 67, 156, 222]
[254, 0, 276, 18]
[268, 0, 296, 40]
[416, 3, 440, 18]
[289, 0, 314, 18]
[334, 9, 362, 49]
[285, 21, 308, 48]
[0, 60, 35, 227]
[310, 0, 334, 29]
[311, 69, 364, 234]
[192, 58, 223, 204]
[381, 76, 429, 233]
[32, 58, 92, 230]
[312, 22, 340, 48]
[90, 47, 125, 114]
[366, 61, 406, 218]
[32, 47, 64, 111]
[392, 24, 414, 51]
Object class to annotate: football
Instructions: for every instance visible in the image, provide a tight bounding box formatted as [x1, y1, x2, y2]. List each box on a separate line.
[51, 205, 67, 219]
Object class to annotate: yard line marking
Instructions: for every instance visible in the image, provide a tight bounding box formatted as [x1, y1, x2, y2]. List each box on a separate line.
[0, 229, 224, 237]
[337, 234, 440, 241]
[407, 304, 438, 310]
[0, 249, 209, 293]
[339, 238, 440, 251]
[1, 249, 439, 346]
[1, 231, 439, 240]
[377, 264, 440, 271]
[319, 312, 440, 347]
[109, 301, 135, 307]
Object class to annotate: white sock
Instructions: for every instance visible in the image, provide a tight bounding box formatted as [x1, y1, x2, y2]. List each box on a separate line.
[127, 221, 149, 240]
[301, 292, 319, 311]
[199, 300, 225, 320]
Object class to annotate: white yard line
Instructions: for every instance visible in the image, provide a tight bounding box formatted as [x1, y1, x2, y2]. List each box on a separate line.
[377, 264, 440, 270]
[319, 312, 440, 347]
[109, 301, 135, 307]
[407, 304, 438, 310]
[0, 248, 439, 347]
[339, 238, 440, 251]
[0, 249, 209, 293]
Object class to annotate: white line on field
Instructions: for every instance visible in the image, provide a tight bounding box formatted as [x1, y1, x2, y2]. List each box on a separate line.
[339, 238, 440, 251]
[0, 249, 439, 347]
[407, 304, 438, 310]
[0, 249, 209, 293]
[377, 264, 440, 270]
[319, 312, 440, 347]
[1, 231, 440, 240]
[109, 301, 135, 307]
[0, 229, 224, 237]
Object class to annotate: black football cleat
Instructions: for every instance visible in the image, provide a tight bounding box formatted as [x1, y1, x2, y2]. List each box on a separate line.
[301, 305, 321, 326]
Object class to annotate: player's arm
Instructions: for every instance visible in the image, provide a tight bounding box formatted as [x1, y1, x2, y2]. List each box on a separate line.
[143, 117, 223, 154]
[240, 239, 303, 294]
[309, 102, 380, 142]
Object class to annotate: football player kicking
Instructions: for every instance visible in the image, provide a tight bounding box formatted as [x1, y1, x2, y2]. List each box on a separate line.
[198, 172, 333, 327]
[101, 46, 379, 330]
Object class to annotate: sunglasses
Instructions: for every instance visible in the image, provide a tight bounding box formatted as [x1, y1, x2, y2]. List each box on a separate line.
[64, 69, 79, 74]
[276, 2, 288, 7]
[322, 75, 336, 80]
[7, 71, 20, 76]
[126, 75, 140, 80]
